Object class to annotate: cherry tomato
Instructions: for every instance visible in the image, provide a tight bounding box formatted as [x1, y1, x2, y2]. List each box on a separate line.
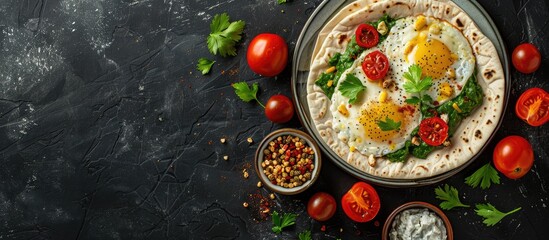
[515, 88, 549, 127]
[512, 43, 541, 74]
[341, 182, 380, 222]
[307, 192, 337, 222]
[493, 136, 534, 179]
[355, 24, 379, 48]
[418, 116, 449, 146]
[361, 50, 389, 81]
[265, 94, 294, 123]
[246, 33, 288, 77]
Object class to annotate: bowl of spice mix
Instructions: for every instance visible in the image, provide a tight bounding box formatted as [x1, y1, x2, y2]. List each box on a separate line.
[254, 128, 321, 195]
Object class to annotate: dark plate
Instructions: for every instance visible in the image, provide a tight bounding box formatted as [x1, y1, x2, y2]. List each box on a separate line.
[291, 0, 510, 187]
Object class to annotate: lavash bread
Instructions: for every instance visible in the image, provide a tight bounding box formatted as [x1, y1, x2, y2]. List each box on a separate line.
[306, 0, 505, 179]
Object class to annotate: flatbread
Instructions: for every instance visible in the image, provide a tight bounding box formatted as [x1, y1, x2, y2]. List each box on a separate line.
[306, 0, 505, 179]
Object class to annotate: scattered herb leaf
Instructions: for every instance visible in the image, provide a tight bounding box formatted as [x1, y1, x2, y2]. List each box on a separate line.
[207, 13, 246, 57]
[435, 184, 470, 210]
[475, 203, 521, 226]
[196, 58, 215, 75]
[465, 163, 500, 189]
[338, 74, 366, 104]
[403, 64, 433, 94]
[377, 116, 401, 131]
[232, 82, 265, 108]
[278, 0, 288, 4]
[271, 211, 297, 234]
[298, 230, 312, 240]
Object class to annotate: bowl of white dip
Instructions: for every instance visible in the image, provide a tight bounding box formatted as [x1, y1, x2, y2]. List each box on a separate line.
[382, 201, 453, 240]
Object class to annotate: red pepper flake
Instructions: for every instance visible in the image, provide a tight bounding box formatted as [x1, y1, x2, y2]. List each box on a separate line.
[320, 225, 326, 232]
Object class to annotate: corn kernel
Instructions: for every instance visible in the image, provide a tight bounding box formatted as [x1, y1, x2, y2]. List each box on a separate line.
[338, 104, 350, 117]
[452, 102, 463, 113]
[429, 24, 441, 35]
[414, 15, 427, 30]
[327, 80, 333, 87]
[439, 82, 453, 97]
[325, 66, 336, 73]
[355, 137, 362, 144]
[378, 91, 388, 103]
[350, 146, 356, 152]
[447, 68, 456, 79]
[418, 31, 428, 41]
[403, 40, 416, 56]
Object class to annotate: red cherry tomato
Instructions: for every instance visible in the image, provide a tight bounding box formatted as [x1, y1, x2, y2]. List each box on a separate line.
[418, 116, 449, 146]
[515, 88, 549, 127]
[355, 24, 379, 48]
[341, 182, 380, 222]
[512, 43, 541, 74]
[265, 94, 294, 123]
[246, 33, 288, 77]
[307, 192, 337, 222]
[361, 50, 389, 81]
[493, 136, 534, 179]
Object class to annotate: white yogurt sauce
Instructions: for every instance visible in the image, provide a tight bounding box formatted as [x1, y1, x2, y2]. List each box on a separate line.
[389, 208, 447, 240]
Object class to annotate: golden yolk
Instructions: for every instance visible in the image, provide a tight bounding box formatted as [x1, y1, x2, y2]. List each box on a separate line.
[414, 38, 454, 78]
[358, 102, 406, 142]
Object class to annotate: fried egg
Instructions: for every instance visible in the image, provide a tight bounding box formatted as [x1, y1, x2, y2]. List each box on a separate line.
[330, 16, 474, 156]
[384, 15, 475, 103]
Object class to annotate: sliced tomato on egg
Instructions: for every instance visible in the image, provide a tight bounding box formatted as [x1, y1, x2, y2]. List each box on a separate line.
[418, 116, 449, 146]
[341, 182, 380, 222]
[355, 24, 379, 48]
[515, 88, 549, 127]
[361, 50, 389, 81]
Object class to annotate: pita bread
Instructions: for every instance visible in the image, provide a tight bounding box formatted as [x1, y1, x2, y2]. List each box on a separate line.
[306, 0, 505, 179]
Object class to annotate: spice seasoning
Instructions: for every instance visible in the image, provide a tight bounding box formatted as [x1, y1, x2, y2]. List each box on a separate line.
[261, 134, 315, 189]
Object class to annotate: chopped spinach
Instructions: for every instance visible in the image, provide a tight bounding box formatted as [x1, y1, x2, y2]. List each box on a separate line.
[385, 72, 483, 162]
[369, 14, 397, 43]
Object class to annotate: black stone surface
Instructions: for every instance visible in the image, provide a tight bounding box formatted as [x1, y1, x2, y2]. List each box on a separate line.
[0, 0, 548, 239]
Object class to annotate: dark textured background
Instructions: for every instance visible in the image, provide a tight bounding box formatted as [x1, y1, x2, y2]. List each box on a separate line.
[0, 0, 547, 239]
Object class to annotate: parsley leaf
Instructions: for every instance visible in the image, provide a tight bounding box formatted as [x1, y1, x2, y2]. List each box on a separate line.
[405, 96, 421, 104]
[298, 230, 311, 240]
[278, 0, 288, 4]
[232, 82, 265, 108]
[338, 74, 366, 104]
[377, 116, 401, 131]
[207, 13, 246, 57]
[465, 163, 500, 189]
[196, 58, 215, 75]
[403, 64, 433, 93]
[435, 184, 470, 210]
[475, 203, 521, 226]
[271, 211, 297, 234]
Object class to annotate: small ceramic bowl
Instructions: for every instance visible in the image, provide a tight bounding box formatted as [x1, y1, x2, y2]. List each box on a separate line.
[382, 201, 453, 240]
[254, 128, 321, 195]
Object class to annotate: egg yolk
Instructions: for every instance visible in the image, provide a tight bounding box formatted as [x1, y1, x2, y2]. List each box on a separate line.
[414, 38, 454, 78]
[359, 101, 406, 142]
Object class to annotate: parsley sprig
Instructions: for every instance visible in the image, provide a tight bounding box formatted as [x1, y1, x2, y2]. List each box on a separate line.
[377, 116, 401, 131]
[403, 64, 433, 93]
[475, 204, 521, 226]
[465, 163, 500, 189]
[207, 13, 246, 57]
[271, 211, 297, 234]
[196, 58, 215, 75]
[232, 82, 265, 108]
[403, 64, 434, 110]
[338, 74, 366, 104]
[434, 184, 470, 210]
[298, 230, 311, 240]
